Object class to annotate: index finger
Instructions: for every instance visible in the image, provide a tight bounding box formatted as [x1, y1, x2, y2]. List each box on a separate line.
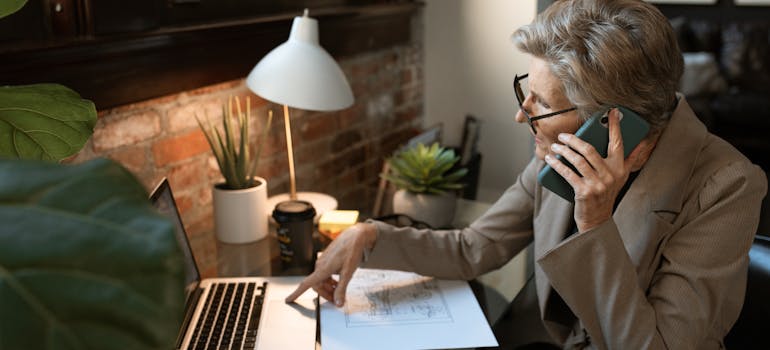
[607, 108, 624, 160]
[332, 253, 361, 307]
[285, 270, 329, 303]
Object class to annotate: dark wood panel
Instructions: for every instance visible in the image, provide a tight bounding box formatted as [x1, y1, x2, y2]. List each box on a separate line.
[0, 2, 420, 109]
[656, 0, 770, 22]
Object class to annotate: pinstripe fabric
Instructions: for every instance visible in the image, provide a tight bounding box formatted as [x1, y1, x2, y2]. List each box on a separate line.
[363, 96, 767, 349]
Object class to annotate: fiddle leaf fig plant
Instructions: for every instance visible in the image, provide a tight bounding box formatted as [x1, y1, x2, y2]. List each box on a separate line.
[1, 3, 183, 349]
[0, 83, 97, 161]
[0, 0, 26, 19]
[382, 142, 468, 195]
[0, 158, 185, 350]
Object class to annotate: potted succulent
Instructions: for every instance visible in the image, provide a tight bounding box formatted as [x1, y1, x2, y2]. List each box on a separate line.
[381, 142, 468, 228]
[197, 96, 273, 243]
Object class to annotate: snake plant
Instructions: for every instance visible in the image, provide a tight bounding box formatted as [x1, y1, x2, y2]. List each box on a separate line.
[197, 96, 273, 190]
[382, 142, 468, 195]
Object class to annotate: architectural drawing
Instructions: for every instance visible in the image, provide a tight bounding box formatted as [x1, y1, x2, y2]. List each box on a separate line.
[344, 269, 453, 328]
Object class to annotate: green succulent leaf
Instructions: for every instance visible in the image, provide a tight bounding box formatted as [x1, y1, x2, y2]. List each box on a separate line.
[0, 158, 185, 350]
[0, 84, 97, 162]
[198, 97, 270, 190]
[0, 0, 26, 19]
[383, 142, 468, 194]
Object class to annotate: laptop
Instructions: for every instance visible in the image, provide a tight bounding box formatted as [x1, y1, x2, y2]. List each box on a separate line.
[149, 178, 317, 350]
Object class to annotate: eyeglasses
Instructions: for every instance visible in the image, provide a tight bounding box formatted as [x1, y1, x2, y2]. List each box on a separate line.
[373, 214, 433, 229]
[514, 74, 577, 135]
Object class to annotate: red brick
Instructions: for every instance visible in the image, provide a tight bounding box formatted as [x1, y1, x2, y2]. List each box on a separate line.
[338, 165, 367, 186]
[186, 79, 242, 97]
[152, 130, 210, 167]
[338, 187, 368, 211]
[231, 91, 269, 111]
[350, 80, 368, 100]
[168, 98, 223, 133]
[394, 107, 419, 125]
[369, 71, 398, 95]
[331, 129, 363, 153]
[256, 155, 289, 180]
[260, 131, 286, 158]
[99, 94, 178, 116]
[299, 113, 338, 143]
[268, 179, 289, 196]
[338, 104, 365, 127]
[402, 67, 414, 86]
[395, 85, 419, 108]
[168, 158, 208, 194]
[197, 185, 213, 208]
[350, 58, 379, 81]
[247, 106, 275, 137]
[296, 139, 330, 165]
[205, 155, 225, 184]
[92, 110, 161, 152]
[108, 147, 147, 175]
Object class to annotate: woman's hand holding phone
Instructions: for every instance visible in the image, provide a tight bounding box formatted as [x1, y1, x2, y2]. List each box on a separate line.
[544, 108, 648, 233]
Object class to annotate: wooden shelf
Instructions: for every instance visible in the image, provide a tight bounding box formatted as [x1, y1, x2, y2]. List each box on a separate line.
[0, 2, 421, 109]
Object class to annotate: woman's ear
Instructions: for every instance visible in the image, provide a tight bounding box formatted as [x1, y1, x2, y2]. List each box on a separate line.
[628, 134, 660, 172]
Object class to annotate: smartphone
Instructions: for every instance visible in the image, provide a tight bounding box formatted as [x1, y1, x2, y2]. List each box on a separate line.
[537, 105, 650, 202]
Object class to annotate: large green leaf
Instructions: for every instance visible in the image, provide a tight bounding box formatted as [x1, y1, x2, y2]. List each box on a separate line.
[0, 0, 26, 19]
[0, 84, 97, 161]
[0, 158, 185, 350]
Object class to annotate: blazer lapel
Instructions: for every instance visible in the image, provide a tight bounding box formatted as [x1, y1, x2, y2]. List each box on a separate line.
[532, 184, 575, 340]
[612, 96, 709, 285]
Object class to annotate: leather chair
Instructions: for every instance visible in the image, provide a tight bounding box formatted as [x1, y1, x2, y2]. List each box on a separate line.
[724, 235, 770, 349]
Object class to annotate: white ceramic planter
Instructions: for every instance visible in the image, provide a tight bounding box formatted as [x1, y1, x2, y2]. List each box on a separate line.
[392, 189, 457, 228]
[212, 177, 268, 243]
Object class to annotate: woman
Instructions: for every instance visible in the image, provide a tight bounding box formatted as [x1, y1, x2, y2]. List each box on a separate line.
[287, 0, 767, 348]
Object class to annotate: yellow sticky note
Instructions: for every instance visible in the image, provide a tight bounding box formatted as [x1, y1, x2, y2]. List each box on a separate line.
[318, 210, 359, 239]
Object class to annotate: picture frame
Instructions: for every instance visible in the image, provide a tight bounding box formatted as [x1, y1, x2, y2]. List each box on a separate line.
[460, 115, 480, 166]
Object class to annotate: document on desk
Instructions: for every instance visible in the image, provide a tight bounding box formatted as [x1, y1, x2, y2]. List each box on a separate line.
[320, 268, 498, 350]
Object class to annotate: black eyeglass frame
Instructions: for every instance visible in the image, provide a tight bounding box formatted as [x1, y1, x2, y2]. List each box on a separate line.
[514, 73, 578, 134]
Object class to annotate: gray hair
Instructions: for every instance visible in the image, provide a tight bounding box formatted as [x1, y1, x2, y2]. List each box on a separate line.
[512, 0, 683, 132]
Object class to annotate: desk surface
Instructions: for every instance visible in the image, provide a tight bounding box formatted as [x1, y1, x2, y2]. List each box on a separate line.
[214, 198, 528, 326]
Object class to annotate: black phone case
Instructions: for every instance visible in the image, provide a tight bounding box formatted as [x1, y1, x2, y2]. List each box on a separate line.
[537, 106, 650, 202]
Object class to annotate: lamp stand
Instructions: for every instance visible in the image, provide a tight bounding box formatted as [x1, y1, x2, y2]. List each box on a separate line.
[282, 104, 298, 200]
[268, 104, 338, 222]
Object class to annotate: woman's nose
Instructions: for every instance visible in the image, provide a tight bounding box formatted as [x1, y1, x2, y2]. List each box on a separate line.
[515, 95, 534, 124]
[515, 108, 527, 124]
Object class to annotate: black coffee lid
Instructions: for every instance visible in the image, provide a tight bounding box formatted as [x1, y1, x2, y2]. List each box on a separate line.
[272, 200, 316, 222]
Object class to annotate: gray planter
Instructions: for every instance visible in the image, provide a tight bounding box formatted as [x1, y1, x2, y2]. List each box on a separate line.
[392, 189, 457, 228]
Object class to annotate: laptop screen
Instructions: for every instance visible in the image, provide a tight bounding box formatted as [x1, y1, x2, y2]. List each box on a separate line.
[149, 178, 200, 290]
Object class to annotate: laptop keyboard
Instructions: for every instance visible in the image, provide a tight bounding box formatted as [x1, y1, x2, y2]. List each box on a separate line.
[188, 281, 267, 350]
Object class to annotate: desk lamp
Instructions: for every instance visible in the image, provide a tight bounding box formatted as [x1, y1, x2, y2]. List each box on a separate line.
[246, 8, 354, 218]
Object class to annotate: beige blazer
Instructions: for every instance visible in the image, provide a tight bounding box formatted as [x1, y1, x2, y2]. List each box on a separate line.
[363, 97, 767, 349]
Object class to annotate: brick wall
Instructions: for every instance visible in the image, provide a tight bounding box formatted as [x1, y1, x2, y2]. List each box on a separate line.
[71, 43, 424, 277]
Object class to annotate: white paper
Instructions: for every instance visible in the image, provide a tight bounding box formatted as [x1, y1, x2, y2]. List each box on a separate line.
[321, 269, 498, 350]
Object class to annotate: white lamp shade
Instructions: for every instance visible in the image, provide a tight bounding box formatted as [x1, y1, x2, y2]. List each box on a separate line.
[246, 14, 354, 111]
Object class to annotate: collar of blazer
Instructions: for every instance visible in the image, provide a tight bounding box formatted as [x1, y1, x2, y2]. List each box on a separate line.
[623, 95, 709, 215]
